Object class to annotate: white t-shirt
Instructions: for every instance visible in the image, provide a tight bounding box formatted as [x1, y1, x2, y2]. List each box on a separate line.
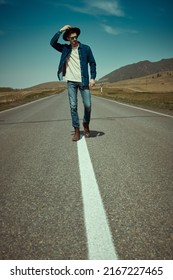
[65, 46, 82, 82]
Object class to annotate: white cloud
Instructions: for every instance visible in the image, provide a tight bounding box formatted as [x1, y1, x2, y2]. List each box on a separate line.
[58, 0, 124, 17]
[102, 24, 121, 35]
[101, 23, 138, 36]
[87, 0, 124, 16]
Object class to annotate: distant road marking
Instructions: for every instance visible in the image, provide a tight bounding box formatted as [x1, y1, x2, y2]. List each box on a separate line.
[77, 136, 118, 260]
[95, 96, 173, 119]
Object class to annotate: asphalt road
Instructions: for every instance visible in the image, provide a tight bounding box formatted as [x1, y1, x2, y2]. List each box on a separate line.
[0, 91, 173, 260]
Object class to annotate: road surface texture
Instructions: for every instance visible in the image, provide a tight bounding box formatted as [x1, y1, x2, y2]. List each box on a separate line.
[0, 91, 173, 260]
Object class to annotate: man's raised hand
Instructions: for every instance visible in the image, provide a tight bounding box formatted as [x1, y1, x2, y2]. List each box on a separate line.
[60, 25, 72, 32]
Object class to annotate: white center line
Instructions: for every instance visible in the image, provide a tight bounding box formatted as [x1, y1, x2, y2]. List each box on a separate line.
[77, 136, 118, 260]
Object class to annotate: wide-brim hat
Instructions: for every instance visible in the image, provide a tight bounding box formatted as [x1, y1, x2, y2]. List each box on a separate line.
[63, 27, 81, 41]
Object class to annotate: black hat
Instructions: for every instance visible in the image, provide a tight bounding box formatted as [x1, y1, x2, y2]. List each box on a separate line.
[63, 27, 81, 41]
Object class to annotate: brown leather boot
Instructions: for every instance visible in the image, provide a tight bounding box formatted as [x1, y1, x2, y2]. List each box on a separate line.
[83, 122, 90, 138]
[72, 128, 80, 141]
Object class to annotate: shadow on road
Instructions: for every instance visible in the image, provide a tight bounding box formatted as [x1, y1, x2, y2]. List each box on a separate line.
[71, 130, 105, 138]
[89, 130, 105, 137]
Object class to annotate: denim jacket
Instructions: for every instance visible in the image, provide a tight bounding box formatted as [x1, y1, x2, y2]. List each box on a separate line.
[50, 31, 96, 87]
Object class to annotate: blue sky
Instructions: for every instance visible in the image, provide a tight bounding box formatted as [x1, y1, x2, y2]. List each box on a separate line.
[0, 0, 173, 88]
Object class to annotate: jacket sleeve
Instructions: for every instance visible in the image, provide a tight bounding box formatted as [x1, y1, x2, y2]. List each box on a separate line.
[50, 31, 64, 52]
[88, 47, 96, 80]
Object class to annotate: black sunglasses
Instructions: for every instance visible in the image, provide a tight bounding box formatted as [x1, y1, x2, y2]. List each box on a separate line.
[69, 36, 78, 40]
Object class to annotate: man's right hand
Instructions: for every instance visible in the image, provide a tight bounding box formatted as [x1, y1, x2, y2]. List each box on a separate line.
[60, 25, 72, 32]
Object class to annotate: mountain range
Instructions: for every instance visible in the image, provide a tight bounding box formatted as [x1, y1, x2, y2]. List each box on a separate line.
[99, 58, 173, 83]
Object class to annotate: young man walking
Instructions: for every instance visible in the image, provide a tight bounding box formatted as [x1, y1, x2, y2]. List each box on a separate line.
[50, 25, 96, 141]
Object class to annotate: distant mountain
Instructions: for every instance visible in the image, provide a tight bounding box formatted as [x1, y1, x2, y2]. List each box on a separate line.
[27, 81, 66, 90]
[99, 58, 173, 83]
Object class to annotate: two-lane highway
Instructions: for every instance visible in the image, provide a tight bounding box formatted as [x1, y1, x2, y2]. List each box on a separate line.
[0, 92, 173, 259]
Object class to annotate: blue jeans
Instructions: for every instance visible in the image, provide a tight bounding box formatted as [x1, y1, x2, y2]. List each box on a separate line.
[67, 81, 91, 128]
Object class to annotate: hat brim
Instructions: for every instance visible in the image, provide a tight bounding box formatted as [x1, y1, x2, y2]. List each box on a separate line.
[63, 27, 80, 41]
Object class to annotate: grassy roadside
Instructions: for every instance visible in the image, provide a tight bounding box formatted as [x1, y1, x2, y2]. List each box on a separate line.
[91, 87, 173, 111]
[1, 82, 173, 113]
[0, 87, 66, 111]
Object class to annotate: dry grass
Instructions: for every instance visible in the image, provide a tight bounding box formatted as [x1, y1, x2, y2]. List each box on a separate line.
[0, 86, 66, 111]
[92, 71, 173, 111]
[1, 72, 173, 112]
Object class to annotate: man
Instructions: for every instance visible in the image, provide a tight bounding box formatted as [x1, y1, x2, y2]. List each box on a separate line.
[50, 25, 96, 141]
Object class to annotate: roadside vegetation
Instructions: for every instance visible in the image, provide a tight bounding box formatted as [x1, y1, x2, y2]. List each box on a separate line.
[91, 88, 173, 111]
[92, 72, 173, 111]
[1, 72, 173, 112]
[0, 86, 66, 111]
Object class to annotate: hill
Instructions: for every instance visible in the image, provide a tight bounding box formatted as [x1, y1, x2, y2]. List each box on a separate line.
[99, 58, 173, 83]
[26, 81, 66, 90]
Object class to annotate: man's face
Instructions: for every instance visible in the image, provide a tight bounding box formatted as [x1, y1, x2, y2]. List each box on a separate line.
[67, 32, 78, 47]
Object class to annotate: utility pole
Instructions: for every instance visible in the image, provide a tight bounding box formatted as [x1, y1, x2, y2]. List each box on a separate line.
[100, 83, 103, 94]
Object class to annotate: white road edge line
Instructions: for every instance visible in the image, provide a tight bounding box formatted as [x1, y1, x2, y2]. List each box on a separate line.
[94, 96, 173, 119]
[77, 135, 118, 260]
[0, 95, 55, 114]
